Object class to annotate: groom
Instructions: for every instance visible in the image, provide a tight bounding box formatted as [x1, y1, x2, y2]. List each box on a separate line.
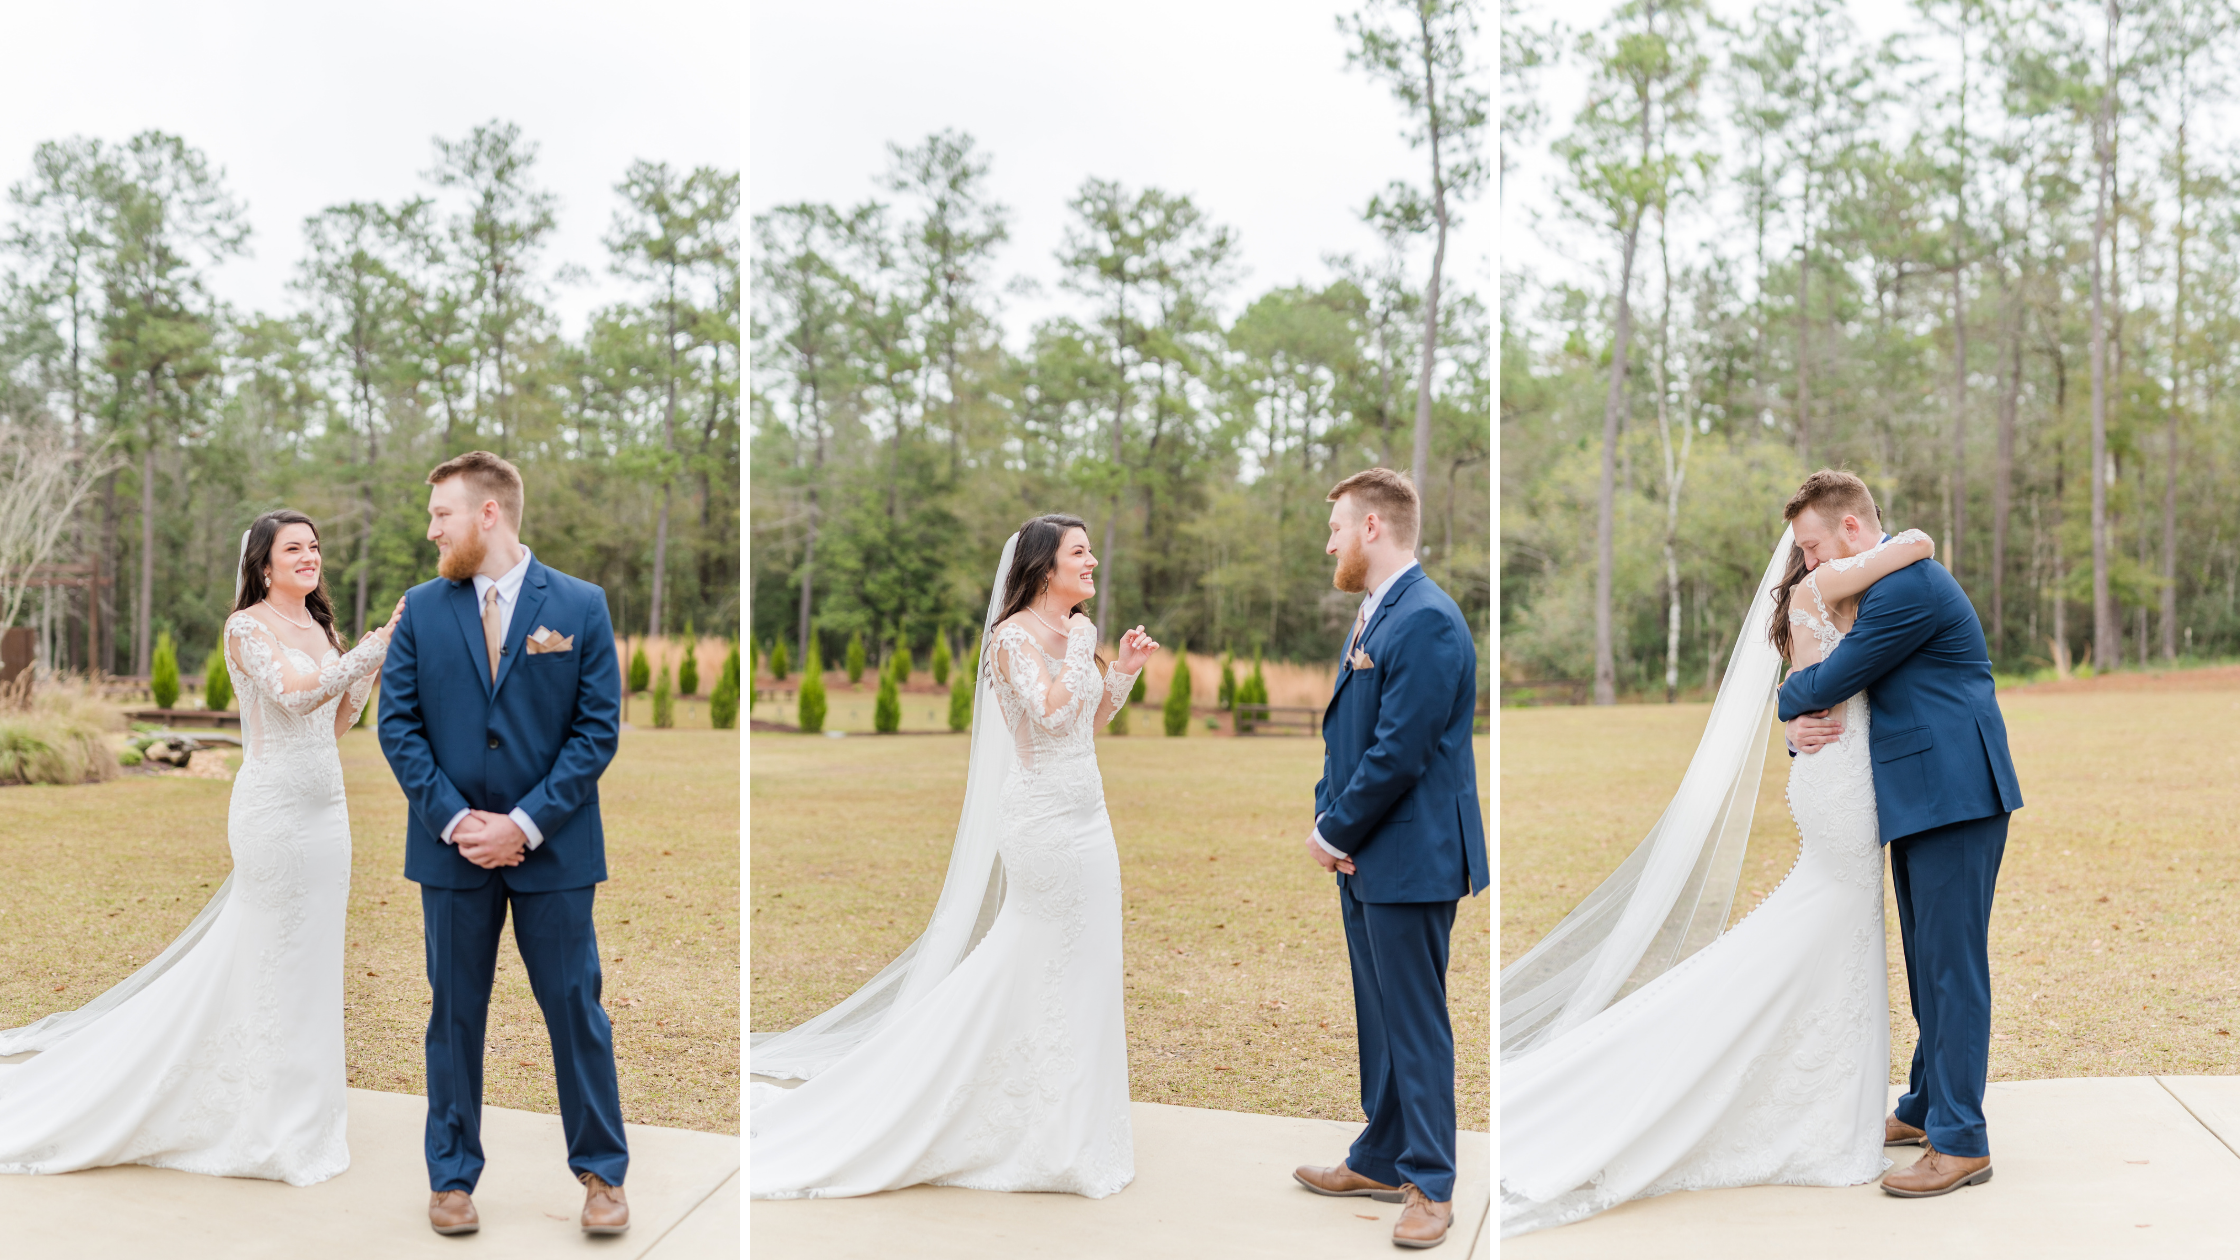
[1292, 468, 1488, 1250]
[379, 451, 630, 1237]
[1777, 469, 2023, 1199]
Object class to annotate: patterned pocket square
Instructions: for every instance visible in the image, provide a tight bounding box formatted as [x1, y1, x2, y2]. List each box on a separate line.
[1349, 649, 1374, 671]
[525, 626, 574, 654]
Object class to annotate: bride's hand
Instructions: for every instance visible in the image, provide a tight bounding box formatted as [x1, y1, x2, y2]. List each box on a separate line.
[373, 596, 405, 643]
[1116, 625, 1159, 673]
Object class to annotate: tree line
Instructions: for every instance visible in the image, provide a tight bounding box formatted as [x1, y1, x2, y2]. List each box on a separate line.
[1503, 0, 2240, 699]
[0, 121, 740, 679]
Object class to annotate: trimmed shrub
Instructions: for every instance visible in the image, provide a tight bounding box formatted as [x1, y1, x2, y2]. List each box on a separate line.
[1217, 651, 1235, 711]
[710, 641, 741, 730]
[1163, 647, 1192, 737]
[873, 669, 901, 733]
[798, 643, 827, 733]
[768, 637, 789, 683]
[678, 636, 700, 696]
[652, 663, 675, 728]
[947, 647, 975, 732]
[932, 636, 951, 687]
[891, 643, 913, 687]
[628, 643, 651, 693]
[203, 642, 233, 712]
[845, 631, 866, 685]
[151, 631, 180, 710]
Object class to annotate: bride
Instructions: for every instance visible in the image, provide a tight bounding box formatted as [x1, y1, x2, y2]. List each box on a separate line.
[0, 509, 396, 1185]
[750, 513, 1159, 1200]
[1498, 523, 1933, 1236]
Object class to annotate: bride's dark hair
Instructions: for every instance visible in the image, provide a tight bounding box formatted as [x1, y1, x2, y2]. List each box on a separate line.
[1766, 543, 1811, 664]
[994, 514, 1106, 674]
[234, 509, 343, 651]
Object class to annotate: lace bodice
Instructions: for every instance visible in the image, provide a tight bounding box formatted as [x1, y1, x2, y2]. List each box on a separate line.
[1788, 528, 1934, 657]
[987, 621, 1138, 775]
[223, 611, 387, 766]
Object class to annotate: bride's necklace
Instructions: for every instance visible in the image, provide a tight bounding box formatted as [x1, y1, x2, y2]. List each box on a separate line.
[263, 599, 317, 631]
[1025, 603, 1072, 638]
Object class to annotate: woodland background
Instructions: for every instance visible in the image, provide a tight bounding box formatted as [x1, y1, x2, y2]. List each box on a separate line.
[1502, 0, 2240, 699]
[0, 121, 740, 678]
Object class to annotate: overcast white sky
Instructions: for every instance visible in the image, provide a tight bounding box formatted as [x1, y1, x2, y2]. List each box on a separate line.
[0, 0, 739, 339]
[751, 0, 1493, 348]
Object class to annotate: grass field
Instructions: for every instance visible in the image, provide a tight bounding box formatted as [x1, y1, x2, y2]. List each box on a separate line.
[0, 727, 740, 1134]
[1501, 672, 2240, 1082]
[750, 731, 1492, 1130]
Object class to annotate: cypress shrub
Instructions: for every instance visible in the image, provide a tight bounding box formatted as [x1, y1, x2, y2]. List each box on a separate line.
[873, 668, 901, 733]
[932, 635, 951, 686]
[1162, 647, 1192, 737]
[891, 643, 913, 686]
[1217, 651, 1235, 710]
[845, 631, 866, 686]
[203, 642, 233, 712]
[768, 637, 788, 683]
[151, 632, 180, 710]
[652, 663, 675, 728]
[710, 640, 741, 729]
[678, 634, 700, 696]
[629, 642, 652, 693]
[946, 648, 973, 732]
[799, 642, 827, 733]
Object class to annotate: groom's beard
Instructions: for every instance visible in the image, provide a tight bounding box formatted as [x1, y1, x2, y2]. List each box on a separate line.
[437, 530, 488, 582]
[1332, 537, 1370, 593]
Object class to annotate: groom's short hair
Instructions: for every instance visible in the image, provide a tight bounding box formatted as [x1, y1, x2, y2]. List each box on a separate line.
[1785, 469, 1879, 532]
[1328, 468, 1420, 547]
[429, 451, 524, 529]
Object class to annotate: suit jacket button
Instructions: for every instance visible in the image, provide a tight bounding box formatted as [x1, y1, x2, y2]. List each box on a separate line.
[487, 735, 501, 750]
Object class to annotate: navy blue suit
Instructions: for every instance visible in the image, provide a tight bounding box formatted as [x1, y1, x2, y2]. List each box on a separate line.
[1315, 566, 1487, 1201]
[379, 557, 628, 1191]
[1778, 553, 2023, 1159]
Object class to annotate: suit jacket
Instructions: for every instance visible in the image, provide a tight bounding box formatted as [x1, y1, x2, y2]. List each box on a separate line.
[1315, 566, 1489, 904]
[378, 557, 621, 891]
[1776, 556, 2023, 844]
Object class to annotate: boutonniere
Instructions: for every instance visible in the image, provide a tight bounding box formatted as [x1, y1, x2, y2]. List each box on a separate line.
[524, 626, 574, 655]
[1349, 648, 1374, 671]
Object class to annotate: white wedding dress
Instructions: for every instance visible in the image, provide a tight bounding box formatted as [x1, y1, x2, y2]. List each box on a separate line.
[0, 612, 383, 1186]
[750, 619, 1140, 1200]
[1500, 583, 1891, 1236]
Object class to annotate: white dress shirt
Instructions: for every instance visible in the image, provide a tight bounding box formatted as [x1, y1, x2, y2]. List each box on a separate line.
[441, 546, 546, 851]
[1313, 559, 1420, 859]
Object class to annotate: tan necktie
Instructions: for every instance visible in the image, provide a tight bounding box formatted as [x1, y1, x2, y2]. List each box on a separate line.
[482, 586, 503, 683]
[1345, 602, 1370, 663]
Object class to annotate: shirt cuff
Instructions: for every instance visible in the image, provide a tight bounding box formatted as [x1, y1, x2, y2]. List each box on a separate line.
[440, 808, 470, 844]
[1311, 827, 1348, 859]
[512, 808, 544, 851]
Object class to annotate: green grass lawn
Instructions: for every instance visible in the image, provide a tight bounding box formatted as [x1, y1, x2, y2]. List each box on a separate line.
[1502, 673, 2240, 1083]
[750, 730, 1492, 1130]
[0, 727, 740, 1134]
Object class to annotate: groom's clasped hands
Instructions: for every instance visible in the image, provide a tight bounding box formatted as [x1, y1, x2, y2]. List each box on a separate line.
[454, 810, 528, 868]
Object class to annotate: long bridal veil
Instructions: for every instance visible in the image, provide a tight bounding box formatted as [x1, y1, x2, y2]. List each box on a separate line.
[750, 532, 1021, 1082]
[1498, 526, 1794, 1059]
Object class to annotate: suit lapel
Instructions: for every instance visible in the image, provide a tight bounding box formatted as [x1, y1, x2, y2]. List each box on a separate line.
[1329, 567, 1425, 706]
[449, 580, 495, 698]
[492, 561, 550, 698]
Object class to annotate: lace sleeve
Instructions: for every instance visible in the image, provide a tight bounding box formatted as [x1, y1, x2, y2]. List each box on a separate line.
[1100, 662, 1139, 727]
[1809, 528, 1934, 604]
[226, 613, 387, 717]
[337, 661, 379, 729]
[988, 622, 1082, 733]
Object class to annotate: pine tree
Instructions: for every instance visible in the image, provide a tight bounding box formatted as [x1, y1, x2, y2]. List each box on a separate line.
[798, 642, 827, 733]
[1163, 645, 1192, 737]
[932, 635, 952, 686]
[845, 631, 866, 686]
[203, 642, 232, 711]
[874, 667, 901, 732]
[652, 663, 675, 728]
[710, 640, 741, 730]
[151, 631, 180, 710]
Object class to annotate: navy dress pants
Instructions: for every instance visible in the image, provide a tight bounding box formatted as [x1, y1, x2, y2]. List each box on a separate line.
[422, 880, 629, 1192]
[1339, 880, 1459, 1201]
[1888, 812, 2009, 1160]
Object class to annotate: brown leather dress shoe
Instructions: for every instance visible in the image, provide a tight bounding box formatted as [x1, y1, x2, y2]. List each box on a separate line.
[1885, 1115, 1927, 1147]
[1392, 1184, 1452, 1249]
[1882, 1149, 1992, 1198]
[580, 1171, 630, 1235]
[428, 1189, 479, 1236]
[1293, 1160, 1405, 1203]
